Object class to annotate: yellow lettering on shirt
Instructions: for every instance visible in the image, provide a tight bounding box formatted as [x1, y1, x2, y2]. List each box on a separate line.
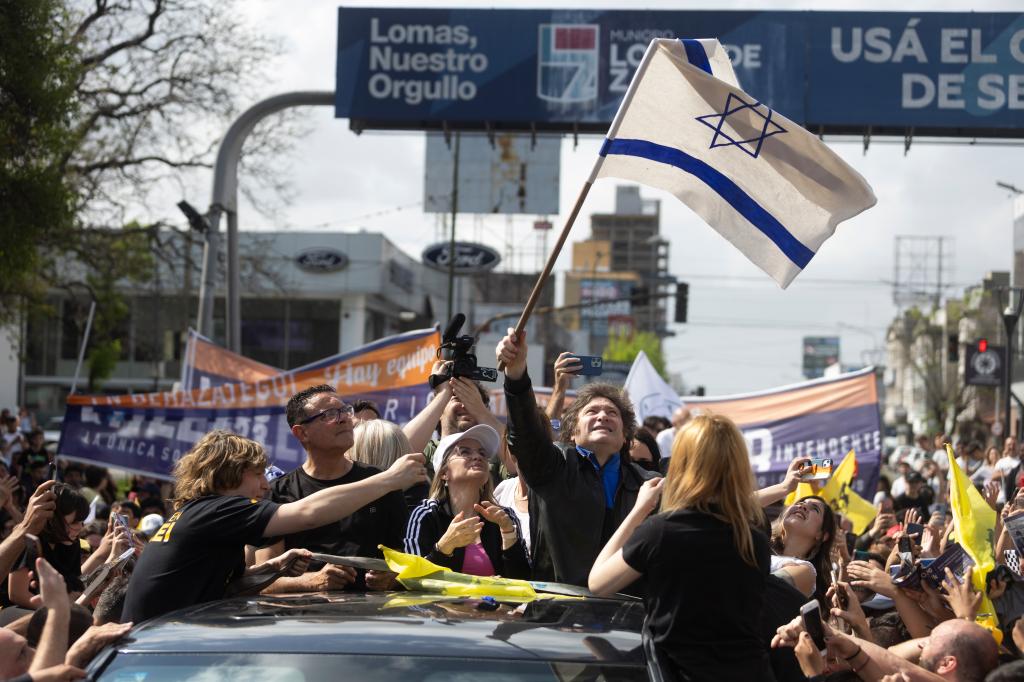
[151, 511, 181, 543]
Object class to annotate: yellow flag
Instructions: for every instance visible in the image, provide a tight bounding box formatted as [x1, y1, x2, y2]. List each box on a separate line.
[946, 444, 1002, 643]
[379, 545, 538, 599]
[783, 480, 819, 507]
[819, 450, 877, 535]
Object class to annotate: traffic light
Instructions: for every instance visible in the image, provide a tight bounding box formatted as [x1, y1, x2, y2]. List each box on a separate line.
[695, 385, 705, 396]
[674, 282, 689, 323]
[979, 338, 988, 353]
[947, 334, 958, 363]
[631, 284, 650, 306]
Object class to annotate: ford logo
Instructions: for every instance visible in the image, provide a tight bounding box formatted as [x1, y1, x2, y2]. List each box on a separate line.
[422, 242, 501, 274]
[296, 249, 349, 273]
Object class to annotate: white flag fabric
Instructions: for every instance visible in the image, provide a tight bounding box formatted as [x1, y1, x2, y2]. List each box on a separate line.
[623, 350, 683, 423]
[593, 38, 876, 288]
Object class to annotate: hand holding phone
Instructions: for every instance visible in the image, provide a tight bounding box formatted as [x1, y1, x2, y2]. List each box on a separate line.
[799, 458, 834, 481]
[800, 600, 828, 655]
[568, 355, 604, 376]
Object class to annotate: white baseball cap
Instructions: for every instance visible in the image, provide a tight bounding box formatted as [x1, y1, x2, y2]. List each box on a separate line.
[432, 424, 501, 474]
[139, 513, 165, 537]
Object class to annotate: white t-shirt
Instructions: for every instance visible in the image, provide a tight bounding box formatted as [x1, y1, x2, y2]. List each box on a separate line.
[770, 555, 817, 577]
[655, 427, 676, 461]
[493, 478, 531, 554]
[996, 456, 1020, 476]
[2, 432, 21, 456]
[932, 448, 949, 470]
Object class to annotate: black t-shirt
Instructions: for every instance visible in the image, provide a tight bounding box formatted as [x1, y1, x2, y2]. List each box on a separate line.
[122, 495, 278, 623]
[623, 509, 774, 682]
[269, 462, 409, 572]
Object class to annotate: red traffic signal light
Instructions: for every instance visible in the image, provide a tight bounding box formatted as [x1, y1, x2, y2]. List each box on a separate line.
[978, 338, 988, 353]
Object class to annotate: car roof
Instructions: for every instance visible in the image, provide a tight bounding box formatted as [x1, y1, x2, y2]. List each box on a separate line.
[119, 592, 646, 664]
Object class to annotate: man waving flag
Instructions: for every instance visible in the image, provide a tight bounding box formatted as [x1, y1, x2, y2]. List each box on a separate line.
[592, 39, 876, 288]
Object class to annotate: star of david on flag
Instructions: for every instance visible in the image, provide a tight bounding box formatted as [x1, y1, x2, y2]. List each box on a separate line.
[591, 38, 876, 288]
[695, 92, 786, 159]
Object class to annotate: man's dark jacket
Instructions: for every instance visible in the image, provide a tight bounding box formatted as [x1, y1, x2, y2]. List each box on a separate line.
[505, 372, 658, 588]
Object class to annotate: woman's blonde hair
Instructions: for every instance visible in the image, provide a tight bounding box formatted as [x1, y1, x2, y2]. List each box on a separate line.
[171, 430, 268, 510]
[428, 438, 495, 506]
[349, 420, 412, 470]
[660, 413, 762, 566]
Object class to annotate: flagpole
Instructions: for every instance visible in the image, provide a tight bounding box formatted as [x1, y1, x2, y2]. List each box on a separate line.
[497, 40, 663, 370]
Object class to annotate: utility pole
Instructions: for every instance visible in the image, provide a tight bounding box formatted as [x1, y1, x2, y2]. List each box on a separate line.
[446, 132, 460, 322]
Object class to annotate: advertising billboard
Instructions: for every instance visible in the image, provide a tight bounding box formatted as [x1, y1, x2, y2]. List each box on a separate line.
[336, 8, 1024, 137]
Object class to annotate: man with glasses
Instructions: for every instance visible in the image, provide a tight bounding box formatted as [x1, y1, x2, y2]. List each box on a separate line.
[253, 385, 412, 592]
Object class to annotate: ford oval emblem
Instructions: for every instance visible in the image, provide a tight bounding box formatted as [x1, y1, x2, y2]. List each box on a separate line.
[422, 242, 501, 274]
[296, 249, 349, 273]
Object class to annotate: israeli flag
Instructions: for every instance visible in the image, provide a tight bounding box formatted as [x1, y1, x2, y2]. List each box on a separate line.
[592, 39, 876, 288]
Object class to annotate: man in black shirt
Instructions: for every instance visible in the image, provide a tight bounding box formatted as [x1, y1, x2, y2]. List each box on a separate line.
[254, 385, 410, 592]
[122, 430, 427, 623]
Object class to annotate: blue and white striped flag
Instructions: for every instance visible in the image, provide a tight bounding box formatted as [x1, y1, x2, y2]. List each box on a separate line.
[592, 39, 876, 288]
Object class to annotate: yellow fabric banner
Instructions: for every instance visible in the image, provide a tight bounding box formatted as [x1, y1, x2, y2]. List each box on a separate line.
[380, 545, 539, 599]
[783, 481, 819, 507]
[946, 444, 1002, 643]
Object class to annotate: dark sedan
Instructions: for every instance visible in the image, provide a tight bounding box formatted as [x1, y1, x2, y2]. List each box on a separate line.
[86, 592, 650, 681]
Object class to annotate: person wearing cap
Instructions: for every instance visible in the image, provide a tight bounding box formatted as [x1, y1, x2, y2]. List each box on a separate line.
[892, 470, 933, 521]
[403, 425, 530, 579]
[496, 329, 659, 591]
[253, 384, 413, 593]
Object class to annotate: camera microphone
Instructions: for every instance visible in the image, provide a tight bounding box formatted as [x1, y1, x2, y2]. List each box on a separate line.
[442, 313, 466, 342]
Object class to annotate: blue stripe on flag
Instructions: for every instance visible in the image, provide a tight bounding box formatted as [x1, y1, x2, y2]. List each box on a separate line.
[680, 39, 712, 76]
[599, 138, 815, 269]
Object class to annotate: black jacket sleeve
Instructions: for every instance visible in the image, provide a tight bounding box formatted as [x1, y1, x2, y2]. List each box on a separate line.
[505, 371, 566, 489]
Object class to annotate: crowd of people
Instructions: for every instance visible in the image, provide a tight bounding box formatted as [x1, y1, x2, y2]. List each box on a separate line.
[1, 331, 1023, 681]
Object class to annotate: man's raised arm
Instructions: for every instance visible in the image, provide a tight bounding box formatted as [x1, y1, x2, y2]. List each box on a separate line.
[497, 328, 563, 486]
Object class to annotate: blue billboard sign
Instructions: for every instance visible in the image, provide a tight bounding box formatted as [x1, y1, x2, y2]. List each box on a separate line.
[335, 8, 1024, 136]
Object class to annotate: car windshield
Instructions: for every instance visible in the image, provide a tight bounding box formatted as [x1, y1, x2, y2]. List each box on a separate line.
[95, 653, 648, 682]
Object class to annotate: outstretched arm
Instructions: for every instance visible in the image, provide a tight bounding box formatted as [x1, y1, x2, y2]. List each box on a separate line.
[545, 352, 581, 422]
[265, 455, 428, 537]
[403, 377, 453, 453]
[755, 457, 811, 507]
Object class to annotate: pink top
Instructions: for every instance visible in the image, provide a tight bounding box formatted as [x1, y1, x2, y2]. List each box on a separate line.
[461, 542, 496, 577]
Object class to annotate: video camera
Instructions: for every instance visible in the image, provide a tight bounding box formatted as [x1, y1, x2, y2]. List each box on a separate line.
[430, 313, 498, 388]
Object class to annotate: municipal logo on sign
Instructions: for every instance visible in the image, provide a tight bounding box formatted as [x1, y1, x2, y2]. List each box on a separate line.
[537, 24, 599, 104]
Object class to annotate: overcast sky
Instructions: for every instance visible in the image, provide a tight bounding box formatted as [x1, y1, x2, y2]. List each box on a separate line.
[213, 0, 1020, 395]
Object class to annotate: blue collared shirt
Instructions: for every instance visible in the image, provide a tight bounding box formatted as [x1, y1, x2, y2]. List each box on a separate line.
[577, 446, 621, 509]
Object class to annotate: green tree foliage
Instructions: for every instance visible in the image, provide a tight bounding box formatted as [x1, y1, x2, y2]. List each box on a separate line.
[2, 0, 288, 390]
[603, 330, 667, 379]
[0, 0, 79, 317]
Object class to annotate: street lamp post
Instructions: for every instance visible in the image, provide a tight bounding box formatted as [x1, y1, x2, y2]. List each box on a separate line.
[1001, 286, 1024, 437]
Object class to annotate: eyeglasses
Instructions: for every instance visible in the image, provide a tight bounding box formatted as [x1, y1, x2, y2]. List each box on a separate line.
[299, 404, 355, 425]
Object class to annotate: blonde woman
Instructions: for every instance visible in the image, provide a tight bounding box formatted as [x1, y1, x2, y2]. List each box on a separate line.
[404, 425, 530, 579]
[589, 414, 775, 682]
[122, 430, 427, 623]
[349, 420, 413, 470]
[350, 419, 427, 510]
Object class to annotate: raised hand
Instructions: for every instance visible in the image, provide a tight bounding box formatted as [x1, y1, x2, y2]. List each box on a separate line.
[847, 559, 897, 598]
[984, 481, 1001, 511]
[474, 501, 515, 534]
[793, 632, 826, 678]
[436, 511, 484, 555]
[0, 473, 19, 509]
[495, 328, 528, 380]
[942, 566, 981, 621]
[20, 479, 57, 534]
[386, 453, 429, 490]
[32, 557, 69, 612]
[829, 581, 871, 641]
[552, 352, 582, 388]
[632, 477, 665, 517]
[902, 507, 922, 529]
[450, 378, 491, 422]
[782, 457, 812, 492]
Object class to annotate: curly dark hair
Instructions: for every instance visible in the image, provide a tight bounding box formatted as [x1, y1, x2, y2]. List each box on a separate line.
[559, 383, 636, 451]
[286, 384, 335, 426]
